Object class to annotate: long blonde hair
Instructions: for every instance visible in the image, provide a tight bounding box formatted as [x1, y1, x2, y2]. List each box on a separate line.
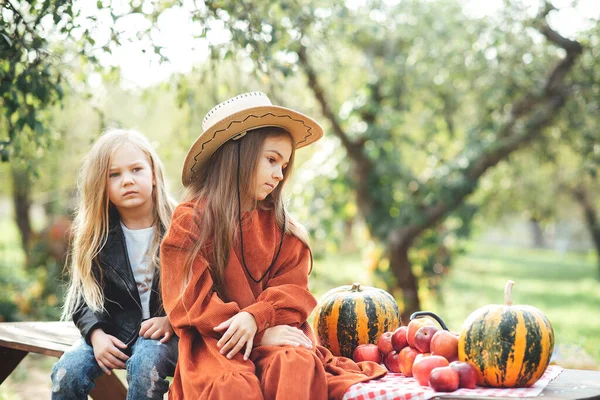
[182, 127, 310, 298]
[62, 129, 176, 318]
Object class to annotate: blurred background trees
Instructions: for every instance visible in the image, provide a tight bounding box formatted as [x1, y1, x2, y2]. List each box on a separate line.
[1, 0, 598, 333]
[187, 0, 592, 317]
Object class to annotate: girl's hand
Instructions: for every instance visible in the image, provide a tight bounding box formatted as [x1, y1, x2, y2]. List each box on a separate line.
[259, 325, 313, 349]
[213, 311, 257, 361]
[90, 329, 129, 375]
[139, 316, 174, 343]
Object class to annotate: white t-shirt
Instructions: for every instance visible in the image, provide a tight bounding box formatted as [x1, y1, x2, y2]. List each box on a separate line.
[121, 222, 155, 319]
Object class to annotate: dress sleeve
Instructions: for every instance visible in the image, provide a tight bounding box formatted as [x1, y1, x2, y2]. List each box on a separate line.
[160, 203, 240, 338]
[242, 237, 317, 334]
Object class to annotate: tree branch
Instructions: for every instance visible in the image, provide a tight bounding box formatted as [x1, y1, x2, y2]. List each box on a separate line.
[394, 13, 583, 244]
[539, 22, 583, 94]
[296, 44, 367, 162]
[296, 42, 380, 219]
[5, 0, 29, 28]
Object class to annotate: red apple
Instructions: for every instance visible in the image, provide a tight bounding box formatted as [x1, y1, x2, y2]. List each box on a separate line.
[400, 347, 420, 377]
[413, 325, 439, 353]
[450, 361, 478, 389]
[407, 317, 436, 348]
[429, 366, 460, 392]
[392, 326, 409, 351]
[377, 331, 395, 356]
[430, 330, 459, 361]
[352, 344, 382, 363]
[412, 354, 449, 386]
[397, 346, 411, 373]
[384, 350, 402, 373]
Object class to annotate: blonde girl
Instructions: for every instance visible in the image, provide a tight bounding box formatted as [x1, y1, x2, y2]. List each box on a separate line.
[160, 92, 386, 400]
[51, 129, 178, 400]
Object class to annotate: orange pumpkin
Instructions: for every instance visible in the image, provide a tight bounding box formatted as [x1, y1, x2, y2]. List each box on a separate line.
[313, 282, 401, 358]
[458, 280, 555, 387]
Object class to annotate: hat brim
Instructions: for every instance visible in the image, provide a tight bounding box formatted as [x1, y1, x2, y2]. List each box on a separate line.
[182, 105, 324, 186]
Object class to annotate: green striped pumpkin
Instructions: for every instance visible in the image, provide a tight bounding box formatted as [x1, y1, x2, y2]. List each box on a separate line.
[458, 280, 555, 387]
[313, 282, 401, 358]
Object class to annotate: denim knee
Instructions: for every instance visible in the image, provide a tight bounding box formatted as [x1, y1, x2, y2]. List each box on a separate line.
[51, 339, 103, 400]
[125, 336, 178, 400]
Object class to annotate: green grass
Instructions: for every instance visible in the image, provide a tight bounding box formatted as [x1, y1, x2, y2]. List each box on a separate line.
[311, 242, 600, 369]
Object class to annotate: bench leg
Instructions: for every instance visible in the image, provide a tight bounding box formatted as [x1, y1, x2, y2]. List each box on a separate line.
[0, 348, 28, 384]
[89, 373, 127, 400]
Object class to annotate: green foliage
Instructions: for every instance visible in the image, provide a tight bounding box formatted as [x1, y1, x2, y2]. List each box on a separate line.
[184, 0, 594, 307]
[0, 1, 72, 162]
[474, 18, 600, 248]
[0, 216, 66, 322]
[0, 0, 166, 164]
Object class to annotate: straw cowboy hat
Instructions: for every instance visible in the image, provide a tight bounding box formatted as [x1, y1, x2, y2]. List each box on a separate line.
[182, 91, 324, 187]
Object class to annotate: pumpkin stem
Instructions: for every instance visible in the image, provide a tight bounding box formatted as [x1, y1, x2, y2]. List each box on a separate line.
[351, 282, 361, 292]
[505, 280, 515, 306]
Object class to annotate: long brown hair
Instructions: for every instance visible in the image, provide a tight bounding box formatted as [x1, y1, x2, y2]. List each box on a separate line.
[62, 129, 176, 318]
[181, 127, 310, 298]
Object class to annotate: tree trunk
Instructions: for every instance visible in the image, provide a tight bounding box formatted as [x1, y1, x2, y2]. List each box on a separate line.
[528, 217, 546, 248]
[11, 165, 33, 261]
[572, 186, 600, 277]
[296, 15, 582, 308]
[340, 218, 356, 253]
[389, 228, 420, 322]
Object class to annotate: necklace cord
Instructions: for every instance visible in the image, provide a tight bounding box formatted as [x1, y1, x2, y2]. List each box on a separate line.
[237, 140, 285, 283]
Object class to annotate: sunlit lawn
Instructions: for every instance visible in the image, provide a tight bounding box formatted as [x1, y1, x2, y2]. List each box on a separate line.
[311, 242, 600, 369]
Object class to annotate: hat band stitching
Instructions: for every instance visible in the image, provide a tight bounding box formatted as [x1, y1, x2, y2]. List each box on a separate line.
[188, 112, 315, 180]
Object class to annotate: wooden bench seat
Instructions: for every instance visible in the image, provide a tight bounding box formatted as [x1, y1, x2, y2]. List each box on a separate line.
[0, 321, 126, 400]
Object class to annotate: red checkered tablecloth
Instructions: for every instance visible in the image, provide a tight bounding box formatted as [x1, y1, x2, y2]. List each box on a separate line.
[343, 365, 563, 400]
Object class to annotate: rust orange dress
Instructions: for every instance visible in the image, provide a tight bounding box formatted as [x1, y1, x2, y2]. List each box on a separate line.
[160, 201, 386, 399]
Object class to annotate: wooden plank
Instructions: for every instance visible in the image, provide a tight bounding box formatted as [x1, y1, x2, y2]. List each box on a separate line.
[0, 337, 67, 357]
[0, 321, 80, 356]
[16, 321, 79, 342]
[0, 321, 127, 400]
[0, 347, 27, 385]
[539, 369, 600, 400]
[0, 321, 79, 345]
[430, 368, 600, 400]
[89, 373, 127, 400]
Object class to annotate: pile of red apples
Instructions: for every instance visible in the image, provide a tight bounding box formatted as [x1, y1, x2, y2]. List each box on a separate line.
[352, 318, 478, 392]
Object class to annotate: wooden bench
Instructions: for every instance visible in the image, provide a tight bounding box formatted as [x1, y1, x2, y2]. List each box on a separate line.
[0, 321, 126, 400]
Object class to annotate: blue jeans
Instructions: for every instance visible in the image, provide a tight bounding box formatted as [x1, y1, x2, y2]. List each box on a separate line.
[51, 336, 178, 400]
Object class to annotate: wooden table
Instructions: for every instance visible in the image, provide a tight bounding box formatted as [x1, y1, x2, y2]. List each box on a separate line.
[428, 368, 600, 399]
[0, 321, 126, 400]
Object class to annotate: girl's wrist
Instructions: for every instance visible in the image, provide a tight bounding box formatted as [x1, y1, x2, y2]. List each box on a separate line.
[90, 328, 106, 342]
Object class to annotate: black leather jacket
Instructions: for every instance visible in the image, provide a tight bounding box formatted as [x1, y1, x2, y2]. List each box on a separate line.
[72, 212, 166, 347]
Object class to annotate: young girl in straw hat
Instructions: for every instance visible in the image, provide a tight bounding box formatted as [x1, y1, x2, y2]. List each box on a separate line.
[52, 129, 178, 399]
[160, 92, 386, 400]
